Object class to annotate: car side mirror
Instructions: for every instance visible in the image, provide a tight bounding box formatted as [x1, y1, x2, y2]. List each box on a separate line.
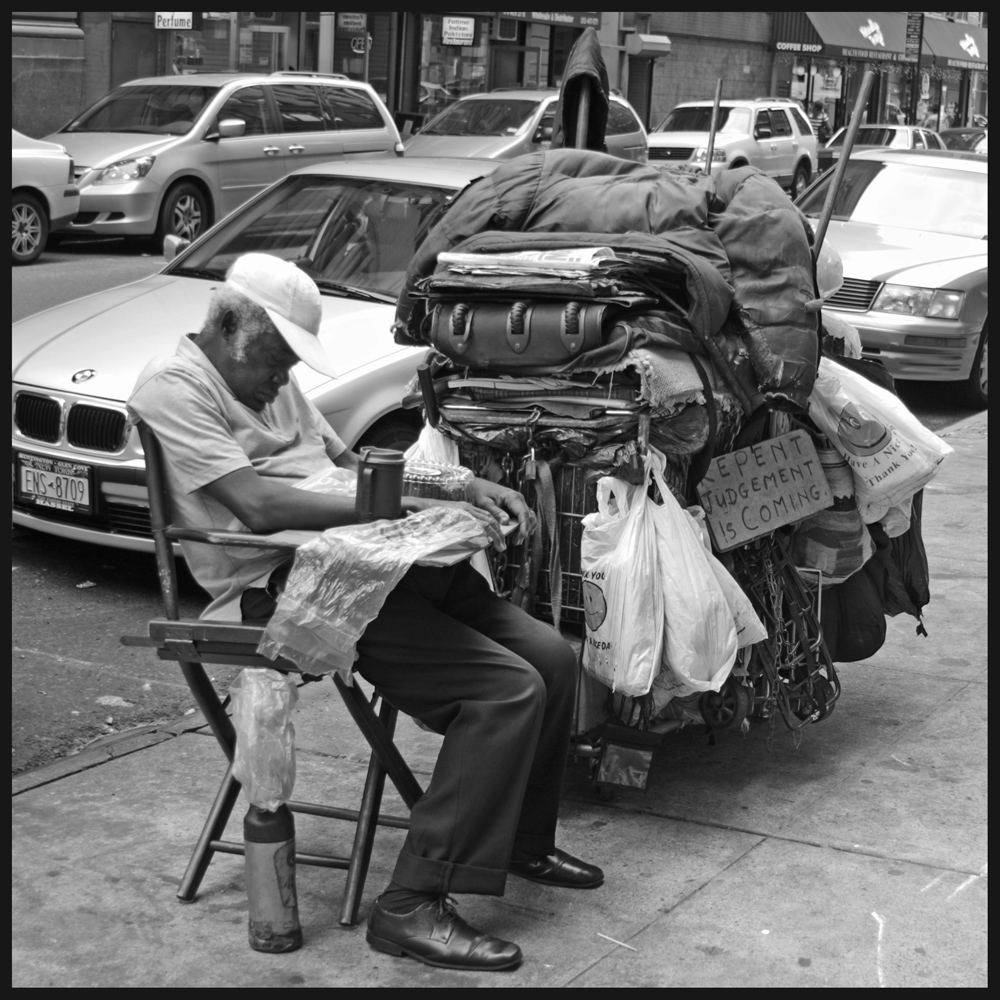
[163, 234, 190, 261]
[533, 124, 554, 143]
[754, 125, 772, 140]
[207, 118, 247, 141]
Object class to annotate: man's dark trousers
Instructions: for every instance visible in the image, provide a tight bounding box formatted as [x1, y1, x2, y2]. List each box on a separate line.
[354, 560, 577, 897]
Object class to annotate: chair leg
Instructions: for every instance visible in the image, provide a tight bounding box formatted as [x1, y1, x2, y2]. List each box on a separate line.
[338, 708, 395, 927]
[179, 660, 235, 758]
[177, 761, 242, 902]
[333, 674, 423, 809]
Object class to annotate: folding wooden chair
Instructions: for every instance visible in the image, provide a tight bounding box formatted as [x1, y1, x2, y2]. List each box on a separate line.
[121, 422, 423, 927]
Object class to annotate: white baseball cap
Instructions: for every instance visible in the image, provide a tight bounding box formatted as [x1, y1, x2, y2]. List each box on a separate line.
[225, 253, 338, 379]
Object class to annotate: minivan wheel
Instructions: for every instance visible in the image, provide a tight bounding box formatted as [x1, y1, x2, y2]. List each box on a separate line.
[157, 182, 209, 243]
[791, 163, 811, 199]
[12, 192, 48, 265]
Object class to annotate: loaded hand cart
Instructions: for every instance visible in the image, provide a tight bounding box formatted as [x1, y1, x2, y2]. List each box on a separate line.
[391, 63, 937, 796]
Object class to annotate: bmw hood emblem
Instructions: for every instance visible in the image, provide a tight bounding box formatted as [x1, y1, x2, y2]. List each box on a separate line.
[72, 369, 97, 383]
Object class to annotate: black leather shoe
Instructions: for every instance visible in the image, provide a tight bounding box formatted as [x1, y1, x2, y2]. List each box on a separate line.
[509, 848, 604, 889]
[367, 896, 522, 971]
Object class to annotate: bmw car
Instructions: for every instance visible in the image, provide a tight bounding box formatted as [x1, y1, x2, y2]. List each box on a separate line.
[12, 157, 498, 551]
[796, 149, 987, 408]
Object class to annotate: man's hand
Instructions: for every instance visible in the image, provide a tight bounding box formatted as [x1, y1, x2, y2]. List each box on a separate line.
[471, 478, 537, 548]
[401, 480, 536, 553]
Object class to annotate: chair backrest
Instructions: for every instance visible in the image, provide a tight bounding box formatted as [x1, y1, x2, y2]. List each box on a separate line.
[137, 420, 184, 621]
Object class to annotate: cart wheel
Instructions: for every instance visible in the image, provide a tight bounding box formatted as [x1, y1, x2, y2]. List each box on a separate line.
[700, 678, 752, 733]
[814, 677, 836, 721]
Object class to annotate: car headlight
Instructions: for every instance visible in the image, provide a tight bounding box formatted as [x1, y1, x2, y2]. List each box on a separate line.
[871, 284, 964, 319]
[692, 147, 728, 163]
[93, 156, 155, 185]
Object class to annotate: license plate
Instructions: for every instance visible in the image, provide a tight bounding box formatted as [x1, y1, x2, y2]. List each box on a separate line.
[16, 452, 93, 514]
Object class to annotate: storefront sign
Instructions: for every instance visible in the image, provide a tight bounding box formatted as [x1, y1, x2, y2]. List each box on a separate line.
[442, 15, 475, 46]
[337, 13, 367, 35]
[498, 12, 601, 29]
[696, 431, 832, 552]
[155, 12, 193, 30]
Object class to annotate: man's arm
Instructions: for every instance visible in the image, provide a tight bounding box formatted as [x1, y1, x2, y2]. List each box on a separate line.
[202, 467, 356, 534]
[202, 464, 521, 549]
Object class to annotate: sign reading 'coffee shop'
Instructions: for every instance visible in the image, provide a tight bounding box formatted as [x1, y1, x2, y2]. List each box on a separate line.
[696, 430, 832, 552]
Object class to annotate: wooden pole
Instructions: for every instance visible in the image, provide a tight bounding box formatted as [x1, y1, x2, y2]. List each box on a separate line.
[812, 69, 875, 260]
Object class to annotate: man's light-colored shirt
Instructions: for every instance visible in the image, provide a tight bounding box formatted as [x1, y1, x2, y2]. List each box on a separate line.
[128, 335, 347, 620]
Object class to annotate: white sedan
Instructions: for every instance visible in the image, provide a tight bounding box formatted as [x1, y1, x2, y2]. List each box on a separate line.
[12, 157, 497, 551]
[11, 129, 80, 264]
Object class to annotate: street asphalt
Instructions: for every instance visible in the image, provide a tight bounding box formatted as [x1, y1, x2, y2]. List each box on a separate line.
[11, 411, 987, 987]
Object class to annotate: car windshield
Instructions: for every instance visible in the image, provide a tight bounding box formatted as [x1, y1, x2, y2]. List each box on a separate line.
[828, 127, 907, 149]
[797, 160, 987, 239]
[63, 85, 218, 135]
[419, 99, 540, 137]
[171, 173, 456, 298]
[652, 106, 751, 134]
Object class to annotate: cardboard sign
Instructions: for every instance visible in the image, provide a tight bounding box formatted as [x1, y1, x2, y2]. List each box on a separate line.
[696, 430, 831, 552]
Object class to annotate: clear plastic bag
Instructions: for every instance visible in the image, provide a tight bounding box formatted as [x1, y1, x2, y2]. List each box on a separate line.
[580, 475, 664, 696]
[258, 507, 489, 678]
[808, 357, 952, 522]
[293, 465, 357, 496]
[230, 668, 298, 812]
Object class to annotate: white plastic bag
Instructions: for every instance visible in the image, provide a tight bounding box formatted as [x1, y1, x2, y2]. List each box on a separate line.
[646, 451, 739, 693]
[405, 421, 461, 465]
[879, 498, 913, 539]
[808, 357, 952, 523]
[580, 475, 664, 696]
[230, 668, 299, 812]
[684, 508, 766, 648]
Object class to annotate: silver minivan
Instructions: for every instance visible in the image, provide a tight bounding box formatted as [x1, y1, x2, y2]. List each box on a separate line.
[46, 72, 404, 242]
[403, 88, 648, 163]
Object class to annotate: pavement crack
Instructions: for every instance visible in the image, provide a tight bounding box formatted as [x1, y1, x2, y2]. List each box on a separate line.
[564, 836, 767, 986]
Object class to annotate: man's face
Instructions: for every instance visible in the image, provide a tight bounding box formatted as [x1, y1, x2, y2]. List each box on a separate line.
[217, 322, 300, 411]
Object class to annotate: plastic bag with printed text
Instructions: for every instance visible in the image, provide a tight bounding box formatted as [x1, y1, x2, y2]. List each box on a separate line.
[807, 357, 952, 523]
[580, 474, 664, 696]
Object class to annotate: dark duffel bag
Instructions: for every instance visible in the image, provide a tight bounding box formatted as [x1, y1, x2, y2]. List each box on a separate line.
[427, 298, 624, 373]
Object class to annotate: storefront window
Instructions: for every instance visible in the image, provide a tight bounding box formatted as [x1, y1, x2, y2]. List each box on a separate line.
[884, 66, 917, 125]
[418, 14, 489, 111]
[157, 13, 316, 77]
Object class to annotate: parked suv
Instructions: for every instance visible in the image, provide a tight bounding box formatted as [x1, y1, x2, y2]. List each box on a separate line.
[45, 72, 404, 243]
[647, 98, 817, 196]
[403, 88, 648, 163]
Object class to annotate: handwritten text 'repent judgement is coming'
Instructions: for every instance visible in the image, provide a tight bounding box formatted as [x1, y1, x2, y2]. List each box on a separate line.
[696, 430, 832, 551]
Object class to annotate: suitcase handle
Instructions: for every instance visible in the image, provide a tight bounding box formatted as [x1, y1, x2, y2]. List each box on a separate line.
[506, 301, 530, 354]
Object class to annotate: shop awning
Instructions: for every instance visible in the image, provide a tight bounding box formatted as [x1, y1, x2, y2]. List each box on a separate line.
[922, 18, 988, 71]
[772, 12, 909, 62]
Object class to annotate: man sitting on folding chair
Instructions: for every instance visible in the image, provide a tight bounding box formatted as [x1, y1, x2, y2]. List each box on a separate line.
[127, 252, 603, 973]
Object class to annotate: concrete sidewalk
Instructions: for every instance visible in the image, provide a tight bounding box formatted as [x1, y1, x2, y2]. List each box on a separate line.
[12, 414, 987, 988]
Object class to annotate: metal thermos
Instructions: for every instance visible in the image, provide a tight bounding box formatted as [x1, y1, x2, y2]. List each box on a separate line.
[244, 804, 302, 953]
[355, 446, 405, 522]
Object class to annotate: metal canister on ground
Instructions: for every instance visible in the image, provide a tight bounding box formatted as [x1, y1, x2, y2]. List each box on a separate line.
[244, 803, 302, 953]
